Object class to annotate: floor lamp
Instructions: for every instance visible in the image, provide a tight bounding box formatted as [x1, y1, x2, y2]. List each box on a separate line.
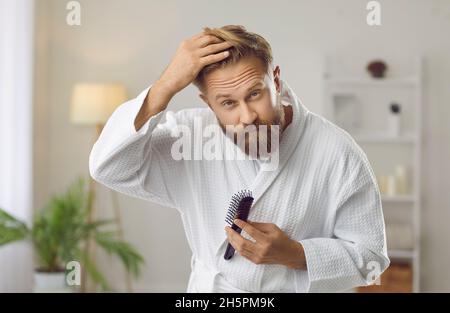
[70, 83, 132, 292]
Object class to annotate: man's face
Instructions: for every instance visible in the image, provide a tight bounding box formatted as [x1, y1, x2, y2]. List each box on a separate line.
[199, 56, 283, 157]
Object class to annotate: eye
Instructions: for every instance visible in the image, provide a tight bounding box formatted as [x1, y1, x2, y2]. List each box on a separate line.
[250, 90, 261, 98]
[221, 100, 234, 107]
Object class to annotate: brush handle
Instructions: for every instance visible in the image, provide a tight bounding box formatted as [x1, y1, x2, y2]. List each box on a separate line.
[223, 193, 253, 261]
[224, 223, 242, 260]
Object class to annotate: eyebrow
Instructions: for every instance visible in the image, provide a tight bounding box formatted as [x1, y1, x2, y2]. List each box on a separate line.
[215, 81, 264, 101]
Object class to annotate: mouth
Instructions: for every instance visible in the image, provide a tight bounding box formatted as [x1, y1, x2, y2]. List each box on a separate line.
[220, 122, 279, 158]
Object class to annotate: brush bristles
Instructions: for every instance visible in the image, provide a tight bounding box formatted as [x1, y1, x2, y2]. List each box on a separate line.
[225, 189, 254, 226]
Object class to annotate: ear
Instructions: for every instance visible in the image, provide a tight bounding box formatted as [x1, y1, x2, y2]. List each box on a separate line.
[273, 65, 281, 93]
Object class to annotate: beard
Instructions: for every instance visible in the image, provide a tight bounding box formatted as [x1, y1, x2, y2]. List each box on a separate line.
[218, 106, 284, 159]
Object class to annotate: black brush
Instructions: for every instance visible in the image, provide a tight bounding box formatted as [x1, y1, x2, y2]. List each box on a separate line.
[224, 190, 254, 260]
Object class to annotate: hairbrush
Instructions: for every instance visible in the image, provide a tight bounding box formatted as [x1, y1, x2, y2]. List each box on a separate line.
[224, 189, 254, 260]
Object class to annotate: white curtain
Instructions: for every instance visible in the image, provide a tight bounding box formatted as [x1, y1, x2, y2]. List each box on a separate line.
[0, 0, 35, 292]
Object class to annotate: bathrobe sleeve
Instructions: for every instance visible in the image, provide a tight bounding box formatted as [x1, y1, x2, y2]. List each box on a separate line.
[295, 141, 390, 292]
[89, 86, 190, 212]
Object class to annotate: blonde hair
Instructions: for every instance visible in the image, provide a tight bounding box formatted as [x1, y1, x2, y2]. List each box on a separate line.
[193, 25, 273, 92]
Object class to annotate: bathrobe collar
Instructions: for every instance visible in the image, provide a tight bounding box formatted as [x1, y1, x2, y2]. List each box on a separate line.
[249, 79, 309, 206]
[214, 79, 309, 257]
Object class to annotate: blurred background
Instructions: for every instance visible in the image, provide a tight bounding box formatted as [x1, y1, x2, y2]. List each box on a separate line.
[0, 0, 449, 292]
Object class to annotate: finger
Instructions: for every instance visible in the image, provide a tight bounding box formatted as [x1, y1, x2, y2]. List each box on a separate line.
[200, 50, 230, 66]
[240, 249, 263, 264]
[246, 221, 277, 234]
[197, 34, 223, 47]
[191, 32, 205, 40]
[198, 41, 233, 57]
[234, 219, 266, 242]
[225, 226, 256, 253]
[233, 238, 257, 259]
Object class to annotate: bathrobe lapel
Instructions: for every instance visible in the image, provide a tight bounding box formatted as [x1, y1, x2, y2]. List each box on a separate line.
[214, 79, 309, 257]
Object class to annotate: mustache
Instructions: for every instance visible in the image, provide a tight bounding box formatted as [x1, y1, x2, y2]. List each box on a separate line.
[219, 119, 281, 156]
[220, 118, 280, 133]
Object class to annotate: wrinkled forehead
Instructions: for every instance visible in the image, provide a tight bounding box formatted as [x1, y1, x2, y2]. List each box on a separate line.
[203, 57, 272, 97]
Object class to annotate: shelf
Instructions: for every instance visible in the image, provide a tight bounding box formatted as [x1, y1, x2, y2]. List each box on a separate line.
[324, 56, 422, 292]
[381, 195, 416, 203]
[388, 249, 416, 260]
[353, 134, 417, 144]
[325, 76, 419, 87]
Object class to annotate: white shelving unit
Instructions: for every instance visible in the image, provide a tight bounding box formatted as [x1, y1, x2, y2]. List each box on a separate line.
[323, 57, 422, 292]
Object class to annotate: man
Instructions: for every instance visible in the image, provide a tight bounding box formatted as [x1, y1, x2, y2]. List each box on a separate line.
[89, 25, 389, 292]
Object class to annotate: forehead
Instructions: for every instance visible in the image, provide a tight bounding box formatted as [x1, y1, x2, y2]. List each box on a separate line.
[204, 57, 268, 96]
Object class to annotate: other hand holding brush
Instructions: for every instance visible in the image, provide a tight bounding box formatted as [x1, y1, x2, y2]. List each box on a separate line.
[225, 219, 307, 270]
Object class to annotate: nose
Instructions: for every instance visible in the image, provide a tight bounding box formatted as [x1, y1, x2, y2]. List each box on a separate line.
[239, 102, 257, 125]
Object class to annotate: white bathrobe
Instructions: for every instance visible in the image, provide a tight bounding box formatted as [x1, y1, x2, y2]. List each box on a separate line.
[89, 79, 390, 293]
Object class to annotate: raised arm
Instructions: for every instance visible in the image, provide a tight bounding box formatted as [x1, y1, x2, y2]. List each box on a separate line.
[89, 32, 233, 210]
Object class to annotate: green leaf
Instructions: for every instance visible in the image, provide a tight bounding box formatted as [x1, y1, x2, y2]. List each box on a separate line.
[0, 209, 30, 246]
[95, 232, 144, 278]
[1, 177, 146, 290]
[78, 249, 111, 291]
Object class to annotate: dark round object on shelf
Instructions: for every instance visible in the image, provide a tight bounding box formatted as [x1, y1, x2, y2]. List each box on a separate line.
[390, 103, 401, 114]
[367, 60, 388, 78]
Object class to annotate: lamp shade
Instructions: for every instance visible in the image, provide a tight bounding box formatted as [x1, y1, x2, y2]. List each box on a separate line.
[70, 83, 128, 125]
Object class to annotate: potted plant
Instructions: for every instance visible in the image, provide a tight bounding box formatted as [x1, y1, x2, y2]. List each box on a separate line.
[0, 178, 144, 292]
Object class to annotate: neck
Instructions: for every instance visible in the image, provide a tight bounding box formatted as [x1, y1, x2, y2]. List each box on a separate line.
[281, 104, 293, 133]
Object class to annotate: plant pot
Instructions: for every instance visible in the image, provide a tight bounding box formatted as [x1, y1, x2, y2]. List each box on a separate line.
[33, 271, 71, 293]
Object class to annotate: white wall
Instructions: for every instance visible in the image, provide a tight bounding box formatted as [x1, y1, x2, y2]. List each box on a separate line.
[0, 0, 35, 292]
[34, 0, 450, 291]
